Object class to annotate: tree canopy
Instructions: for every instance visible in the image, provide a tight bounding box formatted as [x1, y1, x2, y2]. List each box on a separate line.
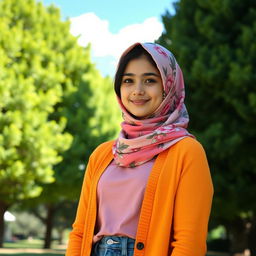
[0, 0, 77, 207]
[0, 0, 121, 247]
[28, 66, 121, 248]
[0, 0, 119, 246]
[158, 0, 256, 253]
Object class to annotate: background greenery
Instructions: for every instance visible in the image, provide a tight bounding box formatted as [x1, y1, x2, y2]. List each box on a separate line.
[0, 0, 120, 249]
[0, 0, 255, 255]
[158, 0, 256, 254]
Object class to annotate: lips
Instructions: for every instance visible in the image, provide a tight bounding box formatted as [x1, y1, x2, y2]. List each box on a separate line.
[130, 99, 150, 105]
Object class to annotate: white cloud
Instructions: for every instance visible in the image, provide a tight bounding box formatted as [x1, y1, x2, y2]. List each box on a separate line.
[70, 12, 164, 75]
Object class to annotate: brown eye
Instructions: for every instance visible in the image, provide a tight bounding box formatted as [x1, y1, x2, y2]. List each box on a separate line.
[122, 78, 133, 84]
[145, 78, 156, 84]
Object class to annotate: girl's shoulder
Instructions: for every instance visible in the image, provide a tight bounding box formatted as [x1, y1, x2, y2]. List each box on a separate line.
[176, 136, 205, 150]
[167, 137, 207, 159]
[93, 140, 114, 154]
[89, 140, 115, 164]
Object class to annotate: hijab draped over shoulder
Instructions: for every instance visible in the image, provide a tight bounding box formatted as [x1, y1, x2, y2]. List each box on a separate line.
[113, 42, 194, 167]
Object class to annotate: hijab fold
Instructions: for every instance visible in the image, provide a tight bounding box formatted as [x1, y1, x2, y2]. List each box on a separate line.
[113, 43, 194, 167]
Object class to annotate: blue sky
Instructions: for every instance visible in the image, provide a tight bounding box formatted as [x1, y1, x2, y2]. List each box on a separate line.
[40, 0, 176, 76]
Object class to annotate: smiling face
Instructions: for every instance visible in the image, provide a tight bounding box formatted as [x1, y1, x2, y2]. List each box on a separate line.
[120, 55, 163, 119]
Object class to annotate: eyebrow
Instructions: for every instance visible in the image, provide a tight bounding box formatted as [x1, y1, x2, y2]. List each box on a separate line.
[122, 72, 160, 77]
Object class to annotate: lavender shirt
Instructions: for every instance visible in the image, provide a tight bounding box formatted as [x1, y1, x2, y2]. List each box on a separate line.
[93, 158, 155, 243]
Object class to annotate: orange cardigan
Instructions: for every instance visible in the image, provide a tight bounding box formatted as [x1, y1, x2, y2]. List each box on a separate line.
[66, 137, 213, 256]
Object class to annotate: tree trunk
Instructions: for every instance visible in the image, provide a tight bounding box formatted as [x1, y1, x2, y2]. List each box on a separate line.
[248, 218, 256, 256]
[226, 218, 248, 255]
[43, 204, 56, 249]
[0, 201, 9, 248]
[57, 227, 64, 245]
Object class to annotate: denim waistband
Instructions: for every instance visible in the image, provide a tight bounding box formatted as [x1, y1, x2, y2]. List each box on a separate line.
[96, 235, 135, 250]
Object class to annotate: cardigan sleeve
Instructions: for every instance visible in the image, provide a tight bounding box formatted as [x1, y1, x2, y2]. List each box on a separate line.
[65, 141, 113, 256]
[65, 154, 93, 256]
[171, 140, 214, 256]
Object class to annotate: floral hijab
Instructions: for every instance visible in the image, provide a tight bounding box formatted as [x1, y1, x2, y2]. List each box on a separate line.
[113, 42, 194, 167]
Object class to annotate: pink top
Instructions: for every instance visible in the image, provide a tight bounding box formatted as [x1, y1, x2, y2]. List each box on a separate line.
[93, 158, 155, 243]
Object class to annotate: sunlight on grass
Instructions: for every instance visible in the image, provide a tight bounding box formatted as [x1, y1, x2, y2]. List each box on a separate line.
[0, 239, 66, 255]
[3, 239, 66, 250]
[3, 240, 43, 249]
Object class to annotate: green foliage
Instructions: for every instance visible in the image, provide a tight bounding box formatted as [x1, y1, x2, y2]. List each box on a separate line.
[0, 0, 109, 206]
[88, 73, 121, 145]
[0, 0, 125, 249]
[52, 65, 120, 200]
[0, 0, 83, 204]
[28, 61, 121, 247]
[30, 51, 121, 208]
[0, 0, 121, 247]
[158, 0, 256, 249]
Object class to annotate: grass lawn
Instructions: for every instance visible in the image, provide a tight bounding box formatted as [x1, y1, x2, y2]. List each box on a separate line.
[3, 240, 44, 249]
[0, 240, 66, 255]
[3, 239, 66, 249]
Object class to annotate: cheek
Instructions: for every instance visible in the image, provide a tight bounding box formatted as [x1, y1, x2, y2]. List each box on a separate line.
[154, 87, 163, 103]
[156, 89, 163, 100]
[156, 94, 163, 107]
[120, 87, 128, 103]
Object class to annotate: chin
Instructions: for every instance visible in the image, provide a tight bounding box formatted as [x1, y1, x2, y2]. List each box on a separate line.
[132, 113, 149, 119]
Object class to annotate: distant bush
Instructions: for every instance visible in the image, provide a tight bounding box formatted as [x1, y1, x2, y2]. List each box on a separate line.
[208, 238, 230, 252]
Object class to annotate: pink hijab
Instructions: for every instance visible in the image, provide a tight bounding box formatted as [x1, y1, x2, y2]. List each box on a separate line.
[113, 42, 194, 167]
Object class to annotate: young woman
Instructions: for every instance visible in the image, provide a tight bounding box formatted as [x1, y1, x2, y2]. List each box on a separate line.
[66, 42, 214, 256]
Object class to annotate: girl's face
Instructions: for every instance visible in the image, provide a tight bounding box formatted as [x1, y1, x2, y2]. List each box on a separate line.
[120, 55, 163, 119]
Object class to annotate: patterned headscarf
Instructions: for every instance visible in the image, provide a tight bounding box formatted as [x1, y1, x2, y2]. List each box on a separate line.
[113, 42, 194, 167]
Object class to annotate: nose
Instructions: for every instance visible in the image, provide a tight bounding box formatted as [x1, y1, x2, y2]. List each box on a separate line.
[133, 82, 145, 95]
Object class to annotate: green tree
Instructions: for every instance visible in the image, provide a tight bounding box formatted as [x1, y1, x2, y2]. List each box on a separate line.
[0, 0, 96, 247]
[27, 65, 121, 248]
[158, 0, 256, 254]
[52, 64, 121, 204]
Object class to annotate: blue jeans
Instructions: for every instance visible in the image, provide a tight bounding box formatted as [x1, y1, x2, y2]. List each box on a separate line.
[91, 236, 135, 256]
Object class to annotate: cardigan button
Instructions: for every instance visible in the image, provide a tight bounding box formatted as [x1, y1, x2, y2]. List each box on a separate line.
[136, 242, 144, 250]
